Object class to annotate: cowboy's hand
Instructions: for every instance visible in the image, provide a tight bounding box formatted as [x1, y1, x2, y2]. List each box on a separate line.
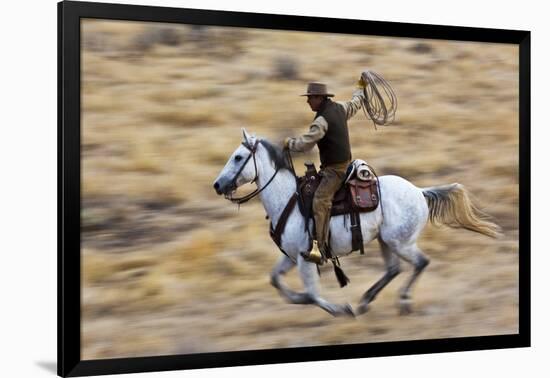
[283, 137, 292, 150]
[356, 75, 367, 88]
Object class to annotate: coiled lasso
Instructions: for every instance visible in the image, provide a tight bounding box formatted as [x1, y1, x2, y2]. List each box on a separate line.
[360, 70, 398, 129]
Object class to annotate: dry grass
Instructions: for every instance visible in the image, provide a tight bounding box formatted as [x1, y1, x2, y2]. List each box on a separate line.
[80, 20, 519, 359]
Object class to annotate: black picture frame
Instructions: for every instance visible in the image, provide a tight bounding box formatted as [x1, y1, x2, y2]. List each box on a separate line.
[58, 1, 531, 376]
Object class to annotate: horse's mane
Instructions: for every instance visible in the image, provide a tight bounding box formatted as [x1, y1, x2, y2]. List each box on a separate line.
[259, 139, 293, 173]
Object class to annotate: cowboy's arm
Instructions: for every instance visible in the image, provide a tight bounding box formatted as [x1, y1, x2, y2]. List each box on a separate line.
[337, 88, 365, 120]
[285, 116, 328, 152]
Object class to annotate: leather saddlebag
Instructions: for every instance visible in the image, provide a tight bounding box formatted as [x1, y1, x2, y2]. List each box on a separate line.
[348, 178, 379, 211]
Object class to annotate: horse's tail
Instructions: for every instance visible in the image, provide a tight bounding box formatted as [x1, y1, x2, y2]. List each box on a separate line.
[422, 183, 502, 238]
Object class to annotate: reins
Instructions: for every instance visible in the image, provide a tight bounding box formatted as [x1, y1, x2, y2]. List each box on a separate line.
[283, 147, 297, 177]
[227, 140, 281, 205]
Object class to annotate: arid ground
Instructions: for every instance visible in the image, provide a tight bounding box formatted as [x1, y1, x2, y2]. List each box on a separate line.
[81, 20, 519, 359]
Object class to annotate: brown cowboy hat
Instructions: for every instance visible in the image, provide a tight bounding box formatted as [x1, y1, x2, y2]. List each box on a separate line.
[300, 82, 334, 97]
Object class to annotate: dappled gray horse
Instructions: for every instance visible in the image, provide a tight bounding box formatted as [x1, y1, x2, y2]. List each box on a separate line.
[213, 129, 500, 317]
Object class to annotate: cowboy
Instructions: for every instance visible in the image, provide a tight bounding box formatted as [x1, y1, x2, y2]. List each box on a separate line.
[284, 79, 367, 264]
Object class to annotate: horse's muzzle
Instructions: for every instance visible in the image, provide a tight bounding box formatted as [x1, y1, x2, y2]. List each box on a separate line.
[213, 180, 236, 196]
[213, 181, 223, 195]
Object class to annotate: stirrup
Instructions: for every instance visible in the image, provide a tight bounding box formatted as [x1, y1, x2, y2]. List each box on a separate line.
[302, 241, 325, 265]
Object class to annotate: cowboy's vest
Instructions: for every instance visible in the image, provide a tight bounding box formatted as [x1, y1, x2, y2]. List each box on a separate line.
[316, 99, 352, 166]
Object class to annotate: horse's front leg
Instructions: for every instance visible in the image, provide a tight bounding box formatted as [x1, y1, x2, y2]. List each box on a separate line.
[270, 255, 313, 304]
[297, 255, 354, 317]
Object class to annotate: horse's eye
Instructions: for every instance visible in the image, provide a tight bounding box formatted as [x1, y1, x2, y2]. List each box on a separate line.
[234, 155, 243, 162]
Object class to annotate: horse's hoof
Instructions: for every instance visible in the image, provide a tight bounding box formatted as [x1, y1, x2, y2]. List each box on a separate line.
[355, 303, 370, 315]
[344, 304, 356, 317]
[399, 299, 413, 315]
[333, 304, 355, 317]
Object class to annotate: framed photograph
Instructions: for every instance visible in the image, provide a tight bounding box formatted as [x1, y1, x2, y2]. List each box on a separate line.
[58, 0, 530, 376]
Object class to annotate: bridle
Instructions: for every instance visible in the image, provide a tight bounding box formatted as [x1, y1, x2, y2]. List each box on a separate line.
[226, 139, 282, 205]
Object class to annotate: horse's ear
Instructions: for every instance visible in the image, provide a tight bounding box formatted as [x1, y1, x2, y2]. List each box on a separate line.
[242, 128, 253, 144]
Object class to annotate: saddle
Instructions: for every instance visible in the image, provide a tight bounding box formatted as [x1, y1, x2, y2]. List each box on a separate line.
[299, 162, 378, 215]
[298, 161, 379, 216]
[297, 160, 380, 254]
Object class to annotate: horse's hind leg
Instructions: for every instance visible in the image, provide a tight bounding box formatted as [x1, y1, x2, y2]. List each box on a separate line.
[297, 255, 354, 317]
[270, 255, 313, 304]
[356, 239, 401, 315]
[393, 243, 430, 315]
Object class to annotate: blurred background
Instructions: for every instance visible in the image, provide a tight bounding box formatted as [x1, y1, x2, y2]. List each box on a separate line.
[81, 19, 519, 360]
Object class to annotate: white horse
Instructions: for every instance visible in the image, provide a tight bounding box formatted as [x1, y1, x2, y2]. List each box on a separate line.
[213, 130, 501, 317]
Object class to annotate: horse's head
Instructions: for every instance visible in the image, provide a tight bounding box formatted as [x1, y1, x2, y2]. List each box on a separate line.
[213, 129, 259, 199]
